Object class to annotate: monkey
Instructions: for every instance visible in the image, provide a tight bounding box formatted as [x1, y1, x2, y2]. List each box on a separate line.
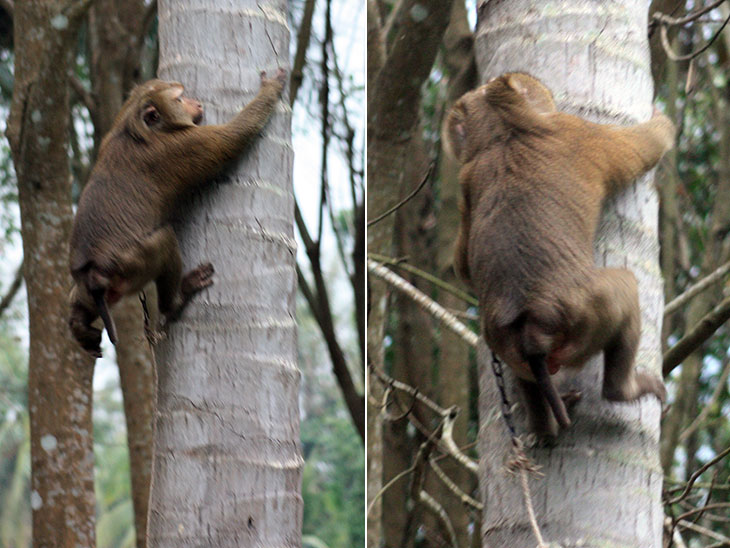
[443, 73, 673, 438]
[69, 69, 287, 357]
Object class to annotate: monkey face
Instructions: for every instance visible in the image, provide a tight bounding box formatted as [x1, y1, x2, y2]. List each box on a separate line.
[119, 80, 205, 140]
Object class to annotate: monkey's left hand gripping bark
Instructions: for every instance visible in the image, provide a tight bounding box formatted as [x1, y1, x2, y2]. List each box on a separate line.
[68, 71, 286, 357]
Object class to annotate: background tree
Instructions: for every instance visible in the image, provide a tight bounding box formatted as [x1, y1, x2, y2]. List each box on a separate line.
[6, 1, 97, 545]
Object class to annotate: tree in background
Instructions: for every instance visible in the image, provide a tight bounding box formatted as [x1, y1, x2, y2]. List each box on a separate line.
[7, 1, 97, 545]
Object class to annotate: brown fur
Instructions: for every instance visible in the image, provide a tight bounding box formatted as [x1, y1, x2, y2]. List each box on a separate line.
[69, 70, 286, 357]
[444, 73, 673, 437]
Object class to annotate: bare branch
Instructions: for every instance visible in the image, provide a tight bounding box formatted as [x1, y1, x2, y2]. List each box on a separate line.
[368, 259, 479, 347]
[290, 0, 316, 106]
[675, 519, 730, 545]
[663, 294, 730, 375]
[369, 252, 478, 306]
[652, 0, 727, 27]
[297, 202, 365, 440]
[418, 490, 458, 548]
[69, 75, 96, 117]
[666, 445, 730, 505]
[665, 259, 730, 316]
[0, 260, 23, 318]
[429, 457, 482, 510]
[654, 3, 730, 62]
[368, 162, 434, 227]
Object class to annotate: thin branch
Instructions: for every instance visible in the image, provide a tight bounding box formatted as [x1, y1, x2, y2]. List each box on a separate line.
[366, 462, 416, 517]
[0, 260, 23, 318]
[418, 490, 458, 548]
[679, 358, 730, 442]
[666, 445, 730, 505]
[369, 252, 478, 306]
[663, 294, 730, 376]
[368, 259, 479, 347]
[367, 162, 434, 226]
[657, 7, 730, 62]
[441, 410, 478, 473]
[289, 0, 316, 107]
[665, 259, 730, 316]
[69, 75, 96, 119]
[652, 0, 727, 27]
[298, 205, 365, 440]
[429, 457, 482, 510]
[369, 361, 451, 417]
[676, 502, 730, 522]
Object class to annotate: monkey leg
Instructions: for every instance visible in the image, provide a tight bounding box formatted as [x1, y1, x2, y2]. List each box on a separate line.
[582, 268, 666, 403]
[68, 284, 103, 357]
[132, 227, 214, 322]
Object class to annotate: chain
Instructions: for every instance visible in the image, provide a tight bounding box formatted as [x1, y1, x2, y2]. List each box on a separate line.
[139, 291, 163, 347]
[139, 291, 151, 327]
[490, 352, 519, 441]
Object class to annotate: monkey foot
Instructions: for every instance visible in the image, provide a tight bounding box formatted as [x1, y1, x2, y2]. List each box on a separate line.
[561, 390, 582, 408]
[69, 318, 103, 358]
[144, 324, 166, 346]
[181, 263, 215, 297]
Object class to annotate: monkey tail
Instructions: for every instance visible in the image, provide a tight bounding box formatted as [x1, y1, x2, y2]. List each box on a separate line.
[526, 355, 570, 428]
[520, 316, 570, 428]
[91, 288, 118, 346]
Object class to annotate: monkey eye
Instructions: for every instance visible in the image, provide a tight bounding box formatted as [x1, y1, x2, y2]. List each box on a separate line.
[142, 105, 160, 126]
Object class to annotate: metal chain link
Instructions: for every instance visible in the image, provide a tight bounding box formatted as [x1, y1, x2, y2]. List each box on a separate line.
[490, 352, 519, 440]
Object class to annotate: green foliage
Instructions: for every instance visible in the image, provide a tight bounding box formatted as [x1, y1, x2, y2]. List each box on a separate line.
[0, 328, 135, 548]
[301, 406, 365, 548]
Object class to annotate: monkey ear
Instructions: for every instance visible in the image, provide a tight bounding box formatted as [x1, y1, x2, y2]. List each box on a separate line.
[143, 105, 160, 126]
[443, 105, 467, 162]
[506, 74, 556, 114]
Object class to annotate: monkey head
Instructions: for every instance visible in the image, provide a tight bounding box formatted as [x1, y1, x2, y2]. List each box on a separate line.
[117, 80, 205, 142]
[443, 72, 557, 164]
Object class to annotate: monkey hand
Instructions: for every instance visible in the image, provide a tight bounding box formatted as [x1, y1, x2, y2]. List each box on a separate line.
[260, 68, 287, 96]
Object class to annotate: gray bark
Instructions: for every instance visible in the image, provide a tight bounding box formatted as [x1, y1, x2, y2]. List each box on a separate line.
[148, 1, 302, 546]
[475, 1, 664, 546]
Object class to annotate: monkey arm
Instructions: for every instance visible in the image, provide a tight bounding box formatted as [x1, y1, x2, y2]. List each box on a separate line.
[156, 77, 285, 190]
[576, 112, 675, 195]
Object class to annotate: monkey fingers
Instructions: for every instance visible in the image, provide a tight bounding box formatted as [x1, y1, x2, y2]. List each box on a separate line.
[181, 263, 215, 297]
[163, 263, 215, 325]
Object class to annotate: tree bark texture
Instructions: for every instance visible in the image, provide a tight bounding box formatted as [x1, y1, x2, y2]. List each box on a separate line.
[7, 1, 96, 546]
[475, 1, 664, 546]
[148, 1, 301, 546]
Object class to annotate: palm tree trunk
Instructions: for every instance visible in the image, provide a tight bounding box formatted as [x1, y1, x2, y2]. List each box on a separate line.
[148, 1, 301, 546]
